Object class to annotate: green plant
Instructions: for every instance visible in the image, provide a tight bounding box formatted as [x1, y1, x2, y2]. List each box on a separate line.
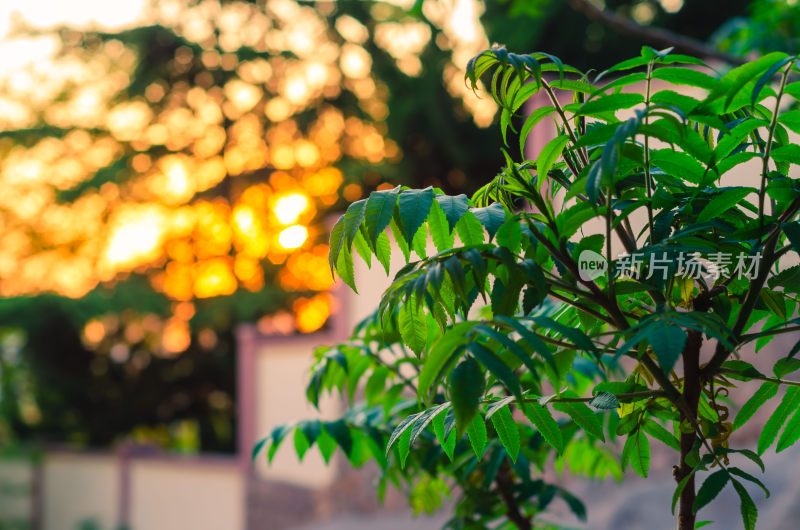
[256, 46, 800, 529]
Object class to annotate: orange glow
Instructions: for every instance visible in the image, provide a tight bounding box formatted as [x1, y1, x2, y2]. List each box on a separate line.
[0, 0, 495, 334]
[104, 210, 164, 270]
[162, 317, 191, 355]
[294, 293, 332, 333]
[193, 257, 237, 298]
[278, 225, 308, 249]
[273, 192, 309, 225]
[83, 319, 106, 345]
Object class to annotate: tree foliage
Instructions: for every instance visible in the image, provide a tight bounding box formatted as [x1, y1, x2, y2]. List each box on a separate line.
[257, 44, 800, 528]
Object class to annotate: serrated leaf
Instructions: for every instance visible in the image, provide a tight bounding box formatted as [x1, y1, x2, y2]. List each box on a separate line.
[418, 322, 472, 401]
[643, 420, 680, 451]
[522, 402, 563, 453]
[466, 412, 487, 458]
[409, 402, 450, 448]
[436, 194, 470, 234]
[399, 299, 428, 355]
[496, 219, 522, 255]
[433, 407, 456, 461]
[468, 342, 521, 398]
[399, 187, 434, 245]
[428, 199, 455, 253]
[783, 221, 800, 254]
[776, 406, 800, 452]
[455, 210, 485, 246]
[490, 404, 520, 462]
[697, 188, 754, 223]
[778, 109, 800, 135]
[623, 429, 650, 477]
[470, 203, 507, 240]
[731, 478, 758, 530]
[693, 470, 729, 514]
[651, 67, 717, 90]
[575, 93, 645, 116]
[734, 382, 778, 431]
[589, 391, 619, 410]
[449, 357, 485, 434]
[647, 324, 687, 374]
[519, 105, 556, 157]
[536, 134, 570, 185]
[386, 412, 421, 456]
[553, 401, 604, 441]
[364, 187, 399, 246]
[758, 386, 800, 454]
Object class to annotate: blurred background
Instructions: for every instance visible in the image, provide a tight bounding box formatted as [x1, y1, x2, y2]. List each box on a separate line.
[0, 0, 795, 529]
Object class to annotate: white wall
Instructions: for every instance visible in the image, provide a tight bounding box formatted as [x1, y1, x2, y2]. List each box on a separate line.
[42, 453, 118, 530]
[129, 460, 244, 530]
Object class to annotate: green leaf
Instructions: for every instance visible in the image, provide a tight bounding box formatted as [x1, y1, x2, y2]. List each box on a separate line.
[770, 144, 800, 164]
[386, 412, 421, 456]
[496, 219, 522, 255]
[323, 419, 352, 455]
[428, 199, 455, 253]
[343, 199, 368, 246]
[470, 202, 507, 240]
[530, 316, 598, 355]
[417, 322, 472, 401]
[759, 288, 787, 321]
[293, 426, 311, 460]
[536, 134, 570, 183]
[734, 382, 778, 431]
[329, 214, 348, 274]
[758, 386, 800, 454]
[589, 392, 619, 410]
[252, 437, 268, 461]
[466, 410, 487, 458]
[783, 221, 800, 254]
[575, 93, 645, 116]
[468, 342, 521, 398]
[399, 300, 428, 355]
[731, 478, 758, 530]
[409, 402, 450, 448]
[490, 404, 520, 462]
[727, 467, 769, 499]
[433, 408, 456, 460]
[449, 357, 486, 434]
[697, 188, 754, 223]
[522, 402, 563, 453]
[336, 246, 357, 292]
[693, 470, 729, 514]
[777, 109, 800, 135]
[399, 187, 435, 244]
[776, 406, 800, 452]
[455, 210, 485, 246]
[365, 366, 388, 406]
[650, 149, 706, 184]
[519, 105, 556, 156]
[647, 324, 687, 374]
[364, 187, 399, 246]
[643, 420, 680, 451]
[623, 429, 650, 478]
[553, 401, 605, 441]
[436, 194, 470, 233]
[774, 358, 800, 379]
[651, 67, 717, 90]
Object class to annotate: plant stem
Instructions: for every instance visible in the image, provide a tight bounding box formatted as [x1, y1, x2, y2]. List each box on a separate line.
[643, 61, 656, 244]
[541, 79, 589, 167]
[677, 329, 703, 530]
[495, 461, 532, 530]
[758, 62, 793, 241]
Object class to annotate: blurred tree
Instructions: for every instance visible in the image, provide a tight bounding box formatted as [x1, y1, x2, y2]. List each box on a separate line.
[0, 0, 781, 451]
